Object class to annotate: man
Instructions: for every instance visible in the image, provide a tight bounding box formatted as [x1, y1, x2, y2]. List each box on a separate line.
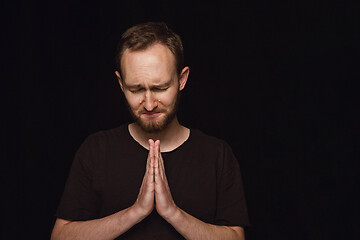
[51, 22, 249, 239]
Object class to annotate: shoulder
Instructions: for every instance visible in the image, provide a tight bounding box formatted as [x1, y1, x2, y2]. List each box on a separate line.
[188, 129, 240, 173]
[72, 124, 131, 167]
[187, 128, 236, 162]
[83, 124, 128, 145]
[76, 124, 129, 156]
[189, 128, 232, 151]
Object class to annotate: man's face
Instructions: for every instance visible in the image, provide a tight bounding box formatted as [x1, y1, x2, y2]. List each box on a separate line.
[116, 44, 188, 133]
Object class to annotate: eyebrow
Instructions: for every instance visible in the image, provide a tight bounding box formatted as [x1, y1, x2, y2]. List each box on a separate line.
[124, 79, 173, 89]
[152, 81, 172, 88]
[124, 83, 142, 89]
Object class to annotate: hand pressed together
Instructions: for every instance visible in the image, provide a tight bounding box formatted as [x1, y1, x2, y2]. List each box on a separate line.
[132, 139, 178, 221]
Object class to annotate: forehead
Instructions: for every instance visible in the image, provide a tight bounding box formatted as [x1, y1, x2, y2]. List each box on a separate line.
[121, 44, 177, 84]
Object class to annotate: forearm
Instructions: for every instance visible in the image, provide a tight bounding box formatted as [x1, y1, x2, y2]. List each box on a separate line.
[51, 205, 144, 240]
[166, 208, 245, 240]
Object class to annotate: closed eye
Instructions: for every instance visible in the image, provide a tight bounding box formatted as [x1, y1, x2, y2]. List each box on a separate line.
[151, 87, 169, 92]
[129, 88, 145, 94]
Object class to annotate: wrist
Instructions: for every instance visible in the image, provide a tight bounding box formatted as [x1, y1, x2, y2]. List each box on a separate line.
[163, 206, 183, 225]
[128, 203, 150, 224]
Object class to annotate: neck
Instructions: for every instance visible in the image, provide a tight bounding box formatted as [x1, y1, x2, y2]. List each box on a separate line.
[129, 117, 189, 152]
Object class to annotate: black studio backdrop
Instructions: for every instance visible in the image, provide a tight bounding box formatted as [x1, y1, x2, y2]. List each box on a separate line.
[2, 1, 359, 239]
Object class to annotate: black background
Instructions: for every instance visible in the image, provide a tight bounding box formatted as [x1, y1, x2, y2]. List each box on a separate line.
[2, 0, 359, 239]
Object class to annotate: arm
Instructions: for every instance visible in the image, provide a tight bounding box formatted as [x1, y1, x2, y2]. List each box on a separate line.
[166, 208, 245, 240]
[153, 140, 245, 240]
[51, 206, 141, 240]
[51, 140, 157, 240]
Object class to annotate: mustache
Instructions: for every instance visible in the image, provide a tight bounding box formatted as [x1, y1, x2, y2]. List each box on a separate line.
[138, 109, 164, 114]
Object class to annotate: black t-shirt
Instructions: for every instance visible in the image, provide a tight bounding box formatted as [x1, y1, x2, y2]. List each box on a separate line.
[56, 124, 250, 239]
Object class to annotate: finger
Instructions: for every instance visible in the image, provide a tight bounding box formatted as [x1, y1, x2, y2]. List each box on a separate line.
[148, 139, 155, 154]
[149, 139, 157, 182]
[144, 142, 155, 185]
[146, 139, 154, 171]
[138, 148, 155, 201]
[157, 143, 172, 195]
[156, 141, 166, 180]
[154, 150, 160, 184]
[154, 140, 163, 179]
[151, 139, 158, 169]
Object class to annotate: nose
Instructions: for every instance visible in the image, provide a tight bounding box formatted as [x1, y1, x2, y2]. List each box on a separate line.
[143, 90, 158, 111]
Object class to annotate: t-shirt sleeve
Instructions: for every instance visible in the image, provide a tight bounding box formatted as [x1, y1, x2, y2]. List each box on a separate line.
[55, 134, 100, 221]
[215, 141, 250, 227]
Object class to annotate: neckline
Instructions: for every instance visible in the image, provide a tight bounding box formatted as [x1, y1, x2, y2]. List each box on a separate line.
[126, 124, 192, 154]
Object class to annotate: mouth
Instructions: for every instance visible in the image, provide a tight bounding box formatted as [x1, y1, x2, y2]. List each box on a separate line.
[142, 112, 162, 118]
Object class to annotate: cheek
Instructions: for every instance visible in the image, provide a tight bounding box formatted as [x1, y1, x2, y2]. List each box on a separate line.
[157, 91, 178, 107]
[124, 94, 140, 109]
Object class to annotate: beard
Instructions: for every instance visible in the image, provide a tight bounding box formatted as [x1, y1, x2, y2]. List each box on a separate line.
[126, 91, 180, 133]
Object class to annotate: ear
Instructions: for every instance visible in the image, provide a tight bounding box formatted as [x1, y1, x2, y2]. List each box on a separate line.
[115, 71, 124, 92]
[178, 67, 190, 91]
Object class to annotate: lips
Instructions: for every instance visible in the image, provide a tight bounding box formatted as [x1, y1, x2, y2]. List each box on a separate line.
[142, 112, 162, 118]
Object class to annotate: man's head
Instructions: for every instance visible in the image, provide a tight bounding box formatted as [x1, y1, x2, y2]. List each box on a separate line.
[115, 22, 189, 133]
[115, 22, 184, 79]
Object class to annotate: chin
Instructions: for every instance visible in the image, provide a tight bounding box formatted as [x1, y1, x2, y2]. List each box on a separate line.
[137, 115, 173, 133]
[138, 121, 165, 133]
